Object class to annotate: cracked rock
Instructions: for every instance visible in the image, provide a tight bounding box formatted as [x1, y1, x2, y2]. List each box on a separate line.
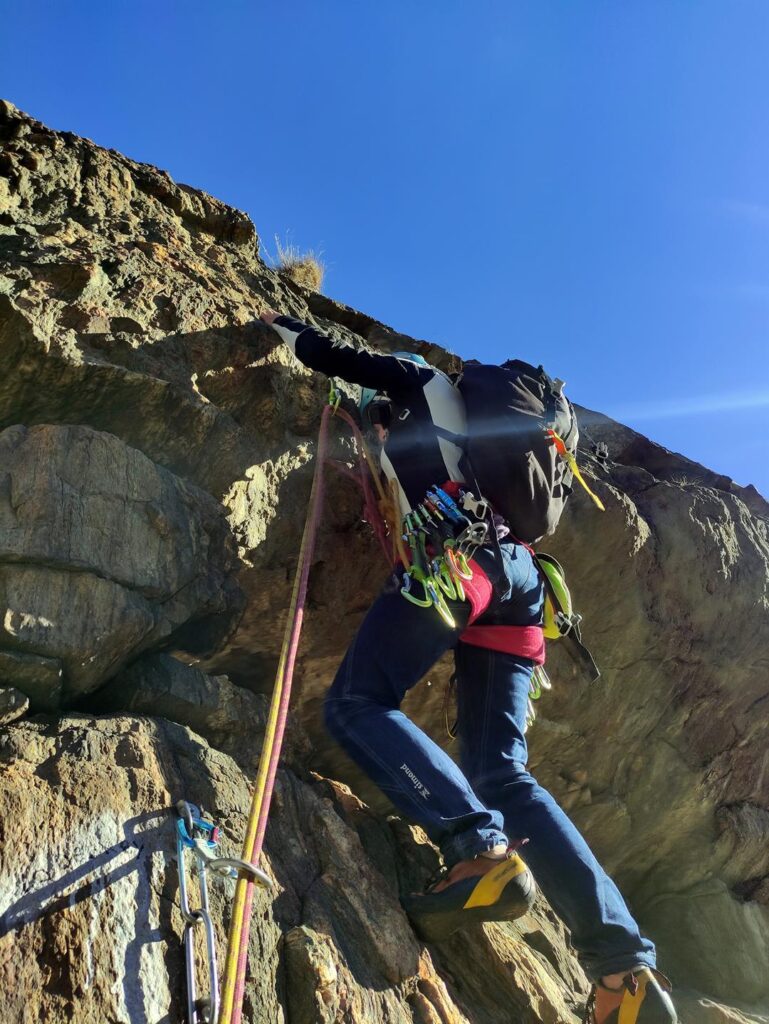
[0, 423, 244, 706]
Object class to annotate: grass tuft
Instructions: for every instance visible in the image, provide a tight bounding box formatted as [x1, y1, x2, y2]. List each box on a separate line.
[273, 236, 325, 292]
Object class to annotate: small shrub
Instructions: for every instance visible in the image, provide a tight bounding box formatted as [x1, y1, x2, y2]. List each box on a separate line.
[273, 236, 325, 292]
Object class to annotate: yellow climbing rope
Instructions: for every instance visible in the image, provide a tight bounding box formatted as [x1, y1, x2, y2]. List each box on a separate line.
[218, 404, 334, 1024]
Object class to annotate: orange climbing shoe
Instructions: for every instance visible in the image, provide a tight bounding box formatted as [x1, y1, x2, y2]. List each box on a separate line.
[402, 847, 536, 943]
[584, 967, 677, 1023]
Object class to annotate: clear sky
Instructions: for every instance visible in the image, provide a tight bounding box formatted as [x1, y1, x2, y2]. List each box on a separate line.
[2, 2, 768, 495]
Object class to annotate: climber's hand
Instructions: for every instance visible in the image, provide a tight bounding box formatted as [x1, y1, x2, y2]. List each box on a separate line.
[260, 309, 280, 325]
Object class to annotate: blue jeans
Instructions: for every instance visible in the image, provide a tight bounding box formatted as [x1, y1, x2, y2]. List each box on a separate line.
[324, 539, 656, 980]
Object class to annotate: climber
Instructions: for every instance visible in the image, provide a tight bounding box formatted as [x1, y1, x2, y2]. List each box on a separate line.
[260, 309, 677, 1024]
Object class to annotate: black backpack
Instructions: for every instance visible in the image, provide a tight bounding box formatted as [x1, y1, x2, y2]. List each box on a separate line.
[445, 361, 579, 543]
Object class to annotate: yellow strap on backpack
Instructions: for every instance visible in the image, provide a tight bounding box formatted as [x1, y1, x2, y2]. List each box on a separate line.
[546, 429, 606, 512]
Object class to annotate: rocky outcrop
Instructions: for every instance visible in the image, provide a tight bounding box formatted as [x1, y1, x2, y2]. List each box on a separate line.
[0, 711, 587, 1024]
[0, 423, 243, 708]
[1, 99, 769, 1022]
[1, 690, 763, 1024]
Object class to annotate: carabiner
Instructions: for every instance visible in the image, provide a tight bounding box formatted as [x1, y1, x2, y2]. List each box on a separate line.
[445, 546, 473, 582]
[432, 558, 459, 600]
[327, 377, 342, 414]
[428, 582, 456, 628]
[401, 570, 433, 608]
[532, 665, 551, 693]
[430, 486, 472, 526]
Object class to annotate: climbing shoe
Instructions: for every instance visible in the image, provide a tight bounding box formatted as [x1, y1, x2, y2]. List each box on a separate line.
[402, 848, 536, 943]
[584, 968, 677, 1023]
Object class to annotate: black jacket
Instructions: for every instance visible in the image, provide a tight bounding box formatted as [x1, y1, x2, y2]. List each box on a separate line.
[272, 316, 467, 514]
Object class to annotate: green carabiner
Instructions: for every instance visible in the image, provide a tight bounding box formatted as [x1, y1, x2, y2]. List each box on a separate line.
[428, 581, 456, 628]
[328, 377, 341, 413]
[433, 558, 459, 601]
[401, 569, 433, 608]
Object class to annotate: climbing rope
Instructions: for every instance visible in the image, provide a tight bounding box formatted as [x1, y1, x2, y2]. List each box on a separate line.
[217, 401, 394, 1024]
[325, 406, 395, 567]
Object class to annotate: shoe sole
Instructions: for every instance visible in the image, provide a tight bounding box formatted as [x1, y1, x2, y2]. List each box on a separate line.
[402, 856, 536, 943]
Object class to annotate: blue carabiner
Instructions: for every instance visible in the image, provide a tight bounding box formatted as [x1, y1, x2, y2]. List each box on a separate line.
[175, 801, 220, 850]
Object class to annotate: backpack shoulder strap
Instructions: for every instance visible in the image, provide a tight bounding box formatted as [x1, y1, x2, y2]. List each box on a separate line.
[433, 425, 468, 448]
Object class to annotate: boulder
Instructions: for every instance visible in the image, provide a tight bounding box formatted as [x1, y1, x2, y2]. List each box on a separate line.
[92, 651, 312, 768]
[0, 423, 243, 707]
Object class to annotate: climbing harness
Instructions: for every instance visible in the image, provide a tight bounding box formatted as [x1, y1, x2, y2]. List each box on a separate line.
[434, 500, 599, 737]
[175, 800, 271, 1024]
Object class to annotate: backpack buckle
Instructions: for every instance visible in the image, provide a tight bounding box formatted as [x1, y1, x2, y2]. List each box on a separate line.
[460, 492, 491, 520]
[555, 611, 582, 637]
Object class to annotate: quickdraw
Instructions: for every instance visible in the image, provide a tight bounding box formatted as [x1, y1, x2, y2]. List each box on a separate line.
[526, 664, 552, 731]
[401, 511, 454, 625]
[175, 801, 272, 1024]
[400, 484, 491, 626]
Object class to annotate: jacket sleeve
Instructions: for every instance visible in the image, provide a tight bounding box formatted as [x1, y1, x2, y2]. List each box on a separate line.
[271, 315, 432, 399]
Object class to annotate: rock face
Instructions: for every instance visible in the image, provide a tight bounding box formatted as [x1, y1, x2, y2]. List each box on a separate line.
[0, 712, 587, 1024]
[1, 98, 769, 1022]
[536, 423, 769, 1005]
[0, 422, 243, 708]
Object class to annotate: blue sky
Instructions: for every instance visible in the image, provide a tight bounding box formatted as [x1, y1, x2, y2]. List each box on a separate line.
[3, 2, 769, 495]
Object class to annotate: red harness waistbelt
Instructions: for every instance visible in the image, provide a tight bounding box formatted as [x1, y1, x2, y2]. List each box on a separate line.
[459, 557, 546, 664]
[460, 624, 545, 662]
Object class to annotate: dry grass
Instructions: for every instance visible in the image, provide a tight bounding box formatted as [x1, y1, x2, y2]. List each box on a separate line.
[273, 236, 325, 292]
